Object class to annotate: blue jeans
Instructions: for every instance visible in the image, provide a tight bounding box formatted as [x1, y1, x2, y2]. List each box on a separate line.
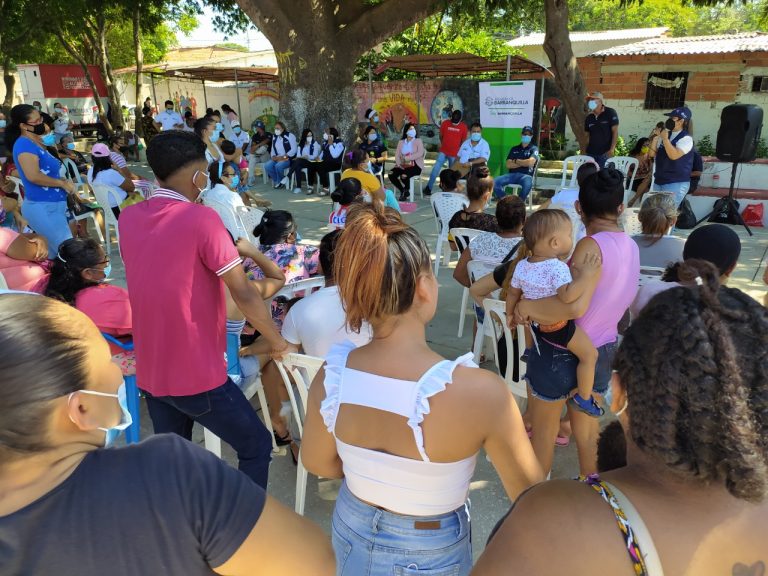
[525, 339, 616, 401]
[264, 159, 291, 185]
[332, 481, 472, 576]
[142, 378, 273, 488]
[589, 153, 608, 168]
[22, 199, 72, 258]
[653, 181, 690, 208]
[493, 173, 533, 200]
[426, 151, 456, 189]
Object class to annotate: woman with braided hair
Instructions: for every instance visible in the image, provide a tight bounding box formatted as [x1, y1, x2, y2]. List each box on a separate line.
[474, 258, 768, 576]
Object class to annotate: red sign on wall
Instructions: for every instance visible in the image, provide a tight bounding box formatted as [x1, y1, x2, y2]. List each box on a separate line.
[38, 64, 108, 99]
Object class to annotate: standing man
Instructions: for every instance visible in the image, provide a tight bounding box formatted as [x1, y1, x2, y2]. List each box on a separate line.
[424, 109, 468, 196]
[584, 91, 619, 168]
[154, 100, 184, 131]
[120, 131, 291, 488]
[247, 120, 273, 186]
[454, 122, 491, 177]
[493, 125, 539, 201]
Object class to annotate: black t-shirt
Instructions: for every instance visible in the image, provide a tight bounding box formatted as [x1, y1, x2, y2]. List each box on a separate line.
[584, 106, 619, 156]
[251, 131, 272, 149]
[0, 434, 266, 575]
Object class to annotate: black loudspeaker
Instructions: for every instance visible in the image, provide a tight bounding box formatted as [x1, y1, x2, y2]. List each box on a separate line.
[716, 104, 763, 162]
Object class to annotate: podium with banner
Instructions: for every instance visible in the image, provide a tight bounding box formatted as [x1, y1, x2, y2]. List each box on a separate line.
[479, 81, 536, 176]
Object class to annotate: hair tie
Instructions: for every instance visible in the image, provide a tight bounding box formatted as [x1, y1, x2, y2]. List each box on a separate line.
[695, 276, 703, 286]
[56, 251, 67, 264]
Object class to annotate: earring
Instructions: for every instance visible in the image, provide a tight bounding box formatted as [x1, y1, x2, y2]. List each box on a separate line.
[615, 398, 628, 417]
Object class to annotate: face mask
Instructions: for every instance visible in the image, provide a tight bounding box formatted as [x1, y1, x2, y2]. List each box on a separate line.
[231, 175, 240, 188]
[210, 130, 220, 142]
[407, 128, 416, 138]
[323, 133, 329, 141]
[306, 135, 313, 143]
[665, 118, 677, 131]
[372, 115, 379, 123]
[521, 135, 532, 145]
[233, 127, 241, 134]
[274, 128, 283, 136]
[69, 383, 133, 447]
[0, 120, 6, 128]
[166, 107, 174, 112]
[193, 169, 210, 201]
[367, 161, 373, 172]
[587, 100, 598, 111]
[102, 263, 112, 279]
[55, 108, 64, 114]
[367, 132, 377, 141]
[215, 122, 224, 131]
[471, 132, 481, 142]
[641, 146, 649, 154]
[29, 123, 46, 136]
[42, 133, 56, 147]
[66, 142, 76, 150]
[34, 105, 41, 111]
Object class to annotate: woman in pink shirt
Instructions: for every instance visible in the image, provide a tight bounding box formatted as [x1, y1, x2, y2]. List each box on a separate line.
[514, 169, 640, 476]
[389, 123, 425, 201]
[0, 227, 49, 291]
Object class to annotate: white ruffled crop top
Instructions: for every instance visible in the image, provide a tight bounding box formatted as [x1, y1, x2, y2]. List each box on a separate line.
[320, 340, 478, 516]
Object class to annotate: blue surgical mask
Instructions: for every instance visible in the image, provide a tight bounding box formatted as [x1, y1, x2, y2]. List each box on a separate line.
[66, 142, 76, 150]
[372, 115, 379, 122]
[407, 128, 416, 138]
[0, 120, 6, 128]
[42, 133, 56, 147]
[587, 100, 598, 111]
[102, 263, 112, 279]
[367, 161, 373, 173]
[69, 383, 133, 447]
[210, 130, 220, 142]
[231, 175, 240, 188]
[233, 127, 241, 134]
[471, 132, 481, 142]
[367, 132, 377, 141]
[521, 135, 532, 145]
[215, 122, 224, 131]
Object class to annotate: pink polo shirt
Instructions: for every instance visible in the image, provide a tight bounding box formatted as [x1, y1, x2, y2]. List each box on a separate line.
[119, 188, 241, 396]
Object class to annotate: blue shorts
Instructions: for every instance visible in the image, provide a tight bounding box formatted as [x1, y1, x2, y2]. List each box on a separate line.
[525, 339, 616, 401]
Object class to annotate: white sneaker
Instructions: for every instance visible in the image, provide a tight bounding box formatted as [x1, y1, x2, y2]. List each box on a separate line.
[292, 187, 301, 194]
[280, 176, 289, 187]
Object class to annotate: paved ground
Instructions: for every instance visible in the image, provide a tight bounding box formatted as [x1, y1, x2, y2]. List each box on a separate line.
[113, 154, 767, 558]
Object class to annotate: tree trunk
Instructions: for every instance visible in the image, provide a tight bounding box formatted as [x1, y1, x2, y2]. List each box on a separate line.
[2, 57, 14, 111]
[543, 0, 588, 151]
[93, 15, 122, 130]
[133, 1, 144, 137]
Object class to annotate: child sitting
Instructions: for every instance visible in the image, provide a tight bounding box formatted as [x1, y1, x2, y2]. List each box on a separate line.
[329, 177, 362, 230]
[506, 209, 603, 417]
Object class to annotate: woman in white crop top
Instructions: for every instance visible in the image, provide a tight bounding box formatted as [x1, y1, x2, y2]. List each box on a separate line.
[301, 203, 543, 576]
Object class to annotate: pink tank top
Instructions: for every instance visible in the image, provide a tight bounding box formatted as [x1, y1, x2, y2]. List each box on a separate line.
[575, 231, 639, 347]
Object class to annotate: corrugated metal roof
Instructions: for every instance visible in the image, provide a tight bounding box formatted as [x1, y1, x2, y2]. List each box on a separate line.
[591, 31, 768, 56]
[507, 27, 668, 47]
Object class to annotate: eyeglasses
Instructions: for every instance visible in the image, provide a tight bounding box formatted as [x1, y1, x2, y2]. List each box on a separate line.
[222, 172, 236, 178]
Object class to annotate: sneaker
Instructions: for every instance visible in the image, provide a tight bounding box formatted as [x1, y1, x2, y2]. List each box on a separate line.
[272, 182, 281, 189]
[319, 188, 329, 197]
[568, 393, 605, 418]
[305, 188, 314, 195]
[280, 176, 289, 187]
[292, 187, 301, 194]
[423, 186, 432, 196]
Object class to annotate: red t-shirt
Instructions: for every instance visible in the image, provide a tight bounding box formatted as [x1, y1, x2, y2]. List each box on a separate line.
[119, 188, 241, 396]
[0, 228, 49, 292]
[439, 120, 468, 157]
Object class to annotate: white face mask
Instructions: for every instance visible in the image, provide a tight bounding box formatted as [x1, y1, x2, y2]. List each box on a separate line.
[193, 169, 210, 201]
[274, 128, 283, 136]
[323, 133, 329, 141]
[407, 129, 416, 138]
[306, 135, 313, 143]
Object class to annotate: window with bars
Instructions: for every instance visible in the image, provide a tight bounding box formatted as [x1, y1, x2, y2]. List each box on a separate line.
[644, 72, 689, 110]
[751, 76, 768, 92]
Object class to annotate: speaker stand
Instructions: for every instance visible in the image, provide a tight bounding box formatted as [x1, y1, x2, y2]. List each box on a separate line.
[694, 162, 753, 236]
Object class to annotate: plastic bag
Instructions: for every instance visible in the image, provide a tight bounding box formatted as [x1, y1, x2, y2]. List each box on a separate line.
[742, 203, 764, 227]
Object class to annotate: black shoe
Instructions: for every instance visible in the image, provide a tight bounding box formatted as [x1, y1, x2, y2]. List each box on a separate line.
[424, 186, 432, 196]
[398, 193, 408, 202]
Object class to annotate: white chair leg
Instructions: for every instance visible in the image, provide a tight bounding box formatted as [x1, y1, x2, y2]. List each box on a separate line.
[282, 369, 304, 438]
[203, 428, 222, 458]
[458, 286, 469, 338]
[89, 213, 105, 244]
[255, 384, 279, 452]
[295, 453, 309, 515]
[433, 237, 441, 275]
[442, 241, 452, 268]
[472, 320, 485, 363]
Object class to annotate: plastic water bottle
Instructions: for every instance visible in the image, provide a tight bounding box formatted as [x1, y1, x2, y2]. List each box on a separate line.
[712, 173, 720, 188]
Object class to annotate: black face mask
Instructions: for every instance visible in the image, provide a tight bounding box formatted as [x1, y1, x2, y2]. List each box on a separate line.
[665, 118, 677, 131]
[27, 123, 46, 136]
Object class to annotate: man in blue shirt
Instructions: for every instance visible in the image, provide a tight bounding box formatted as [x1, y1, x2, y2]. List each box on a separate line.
[584, 91, 619, 168]
[493, 126, 539, 200]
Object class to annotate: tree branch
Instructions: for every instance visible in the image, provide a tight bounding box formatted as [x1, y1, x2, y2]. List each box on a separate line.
[234, 0, 291, 41]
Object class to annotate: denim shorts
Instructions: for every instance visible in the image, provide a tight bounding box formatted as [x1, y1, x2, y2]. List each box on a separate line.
[525, 338, 616, 401]
[332, 481, 472, 576]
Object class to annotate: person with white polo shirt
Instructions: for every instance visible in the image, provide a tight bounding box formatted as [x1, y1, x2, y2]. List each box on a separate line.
[454, 122, 491, 177]
[154, 100, 184, 131]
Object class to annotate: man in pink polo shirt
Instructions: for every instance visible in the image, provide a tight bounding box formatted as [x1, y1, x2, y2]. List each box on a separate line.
[120, 130, 290, 488]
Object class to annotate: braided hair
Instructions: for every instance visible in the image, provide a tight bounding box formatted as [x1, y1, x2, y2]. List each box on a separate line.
[614, 258, 768, 502]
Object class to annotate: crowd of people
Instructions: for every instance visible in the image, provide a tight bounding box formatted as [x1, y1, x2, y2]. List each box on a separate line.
[0, 87, 767, 576]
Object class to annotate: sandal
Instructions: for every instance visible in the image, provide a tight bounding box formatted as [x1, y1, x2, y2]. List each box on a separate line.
[274, 430, 292, 447]
[555, 434, 570, 447]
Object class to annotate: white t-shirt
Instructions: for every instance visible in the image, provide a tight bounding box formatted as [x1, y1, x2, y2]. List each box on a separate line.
[154, 110, 183, 131]
[511, 258, 572, 300]
[281, 285, 373, 358]
[232, 130, 251, 149]
[457, 138, 491, 164]
[53, 116, 71, 134]
[658, 131, 693, 155]
[469, 233, 522, 265]
[87, 166, 127, 208]
[204, 183, 244, 212]
[549, 187, 579, 207]
[206, 143, 224, 165]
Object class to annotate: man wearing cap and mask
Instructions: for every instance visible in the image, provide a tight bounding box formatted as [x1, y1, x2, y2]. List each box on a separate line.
[247, 120, 272, 186]
[493, 125, 539, 200]
[584, 91, 619, 168]
[649, 106, 694, 208]
[424, 109, 468, 196]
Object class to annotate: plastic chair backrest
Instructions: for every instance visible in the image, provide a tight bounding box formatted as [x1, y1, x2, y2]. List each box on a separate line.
[91, 183, 122, 228]
[275, 352, 324, 437]
[204, 197, 249, 239]
[638, 266, 666, 288]
[483, 298, 527, 399]
[274, 275, 326, 301]
[235, 205, 264, 244]
[450, 227, 483, 253]
[467, 259, 497, 286]
[560, 155, 594, 188]
[607, 156, 639, 203]
[621, 207, 643, 236]
[62, 158, 83, 185]
[431, 192, 469, 237]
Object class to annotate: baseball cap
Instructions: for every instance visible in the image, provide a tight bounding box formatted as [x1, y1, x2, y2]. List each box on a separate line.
[664, 106, 692, 120]
[683, 223, 741, 275]
[254, 120, 265, 129]
[586, 91, 604, 101]
[91, 143, 110, 157]
[522, 125, 533, 134]
[231, 121, 241, 128]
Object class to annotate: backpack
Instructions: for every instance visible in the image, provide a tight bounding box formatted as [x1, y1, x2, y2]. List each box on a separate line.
[676, 198, 697, 229]
[708, 196, 741, 225]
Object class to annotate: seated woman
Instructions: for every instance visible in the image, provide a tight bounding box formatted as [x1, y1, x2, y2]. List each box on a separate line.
[358, 125, 387, 176]
[0, 293, 335, 576]
[57, 135, 88, 177]
[340, 149, 385, 204]
[448, 165, 497, 233]
[473, 259, 768, 576]
[438, 168, 462, 194]
[626, 137, 653, 206]
[632, 193, 685, 269]
[453, 195, 526, 287]
[388, 122, 425, 201]
[301, 203, 543, 576]
[0, 227, 49, 291]
[329, 177, 363, 230]
[87, 143, 139, 218]
[220, 139, 250, 202]
[107, 135, 140, 181]
[310, 127, 344, 196]
[289, 128, 321, 194]
[203, 161, 245, 237]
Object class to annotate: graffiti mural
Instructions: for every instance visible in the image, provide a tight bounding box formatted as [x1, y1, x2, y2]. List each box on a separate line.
[247, 83, 280, 131]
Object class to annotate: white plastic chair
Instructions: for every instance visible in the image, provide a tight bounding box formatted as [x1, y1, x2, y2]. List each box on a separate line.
[430, 192, 469, 275]
[469, 261, 502, 363]
[483, 298, 528, 400]
[450, 227, 484, 338]
[502, 156, 541, 209]
[62, 158, 83, 185]
[204, 197, 249, 240]
[275, 353, 325, 515]
[408, 173, 423, 202]
[0, 270, 8, 289]
[328, 146, 346, 195]
[90, 184, 122, 255]
[235, 205, 264, 244]
[560, 155, 594, 189]
[621, 207, 643, 237]
[607, 156, 639, 206]
[273, 276, 326, 301]
[638, 266, 666, 288]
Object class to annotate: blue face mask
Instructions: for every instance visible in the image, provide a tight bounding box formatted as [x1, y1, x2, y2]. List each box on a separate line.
[372, 115, 379, 123]
[233, 127, 241, 134]
[471, 132, 481, 142]
[231, 175, 240, 188]
[42, 133, 56, 147]
[69, 383, 133, 447]
[521, 135, 532, 145]
[215, 122, 224, 132]
[66, 142, 76, 150]
[102, 263, 112, 279]
[0, 120, 6, 128]
[587, 100, 599, 111]
[210, 130, 221, 142]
